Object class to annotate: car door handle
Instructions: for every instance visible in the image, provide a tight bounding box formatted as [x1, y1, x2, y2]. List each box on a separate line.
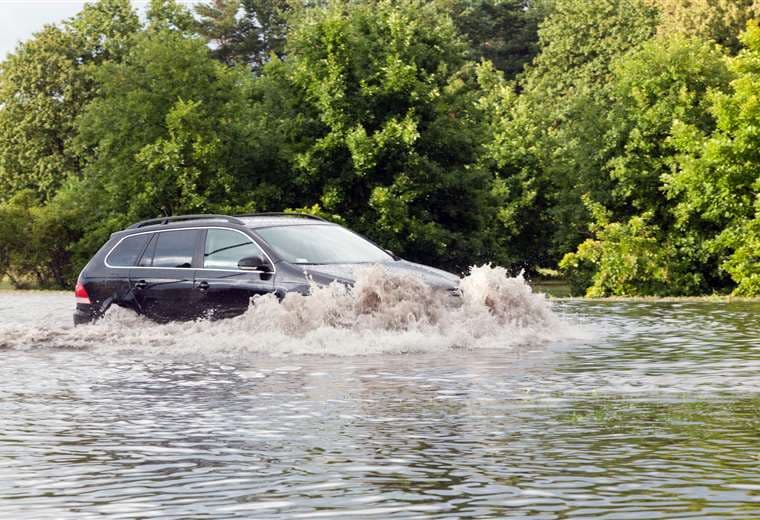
[198, 280, 209, 291]
[134, 280, 147, 290]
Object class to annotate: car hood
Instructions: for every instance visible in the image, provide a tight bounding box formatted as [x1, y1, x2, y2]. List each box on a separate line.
[299, 260, 460, 290]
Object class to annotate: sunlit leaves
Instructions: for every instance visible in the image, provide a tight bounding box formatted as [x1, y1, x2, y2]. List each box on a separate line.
[261, 0, 521, 270]
[76, 29, 261, 232]
[646, 0, 760, 54]
[0, 0, 139, 200]
[666, 22, 760, 295]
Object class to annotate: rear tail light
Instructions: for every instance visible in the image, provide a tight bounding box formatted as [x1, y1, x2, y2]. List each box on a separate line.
[75, 281, 92, 305]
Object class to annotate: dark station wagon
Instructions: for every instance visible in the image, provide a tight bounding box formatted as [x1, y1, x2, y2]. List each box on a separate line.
[74, 213, 461, 324]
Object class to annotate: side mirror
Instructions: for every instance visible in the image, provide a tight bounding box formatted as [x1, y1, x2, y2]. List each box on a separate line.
[238, 255, 272, 272]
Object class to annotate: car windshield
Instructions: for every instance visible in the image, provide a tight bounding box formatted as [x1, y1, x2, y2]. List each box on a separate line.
[255, 224, 392, 265]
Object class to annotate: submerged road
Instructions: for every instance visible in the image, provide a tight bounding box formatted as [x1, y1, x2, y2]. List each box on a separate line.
[0, 289, 758, 518]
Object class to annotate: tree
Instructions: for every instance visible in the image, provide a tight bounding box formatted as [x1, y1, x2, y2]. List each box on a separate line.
[559, 36, 733, 296]
[75, 29, 264, 247]
[604, 36, 731, 219]
[251, 0, 536, 271]
[647, 0, 760, 54]
[602, 35, 732, 294]
[0, 0, 139, 201]
[0, 190, 85, 288]
[437, 0, 552, 79]
[559, 197, 701, 296]
[242, 0, 290, 64]
[519, 0, 659, 258]
[195, 0, 289, 69]
[146, 0, 196, 33]
[474, 64, 551, 267]
[523, 0, 658, 104]
[668, 22, 760, 295]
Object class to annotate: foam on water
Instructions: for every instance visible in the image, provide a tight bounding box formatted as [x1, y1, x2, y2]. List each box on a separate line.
[0, 265, 578, 356]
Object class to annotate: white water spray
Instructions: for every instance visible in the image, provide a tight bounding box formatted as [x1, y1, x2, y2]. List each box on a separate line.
[1, 265, 575, 356]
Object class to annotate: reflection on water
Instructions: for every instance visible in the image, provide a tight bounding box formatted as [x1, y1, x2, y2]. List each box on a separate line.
[0, 293, 759, 518]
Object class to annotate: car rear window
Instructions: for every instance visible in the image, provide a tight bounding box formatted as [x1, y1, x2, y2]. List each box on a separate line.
[107, 234, 151, 267]
[150, 229, 200, 268]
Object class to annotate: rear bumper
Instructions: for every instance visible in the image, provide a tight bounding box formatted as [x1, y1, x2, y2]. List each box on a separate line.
[73, 305, 96, 326]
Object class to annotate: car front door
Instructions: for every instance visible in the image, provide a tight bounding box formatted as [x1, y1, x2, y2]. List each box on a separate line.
[129, 229, 204, 322]
[196, 228, 276, 319]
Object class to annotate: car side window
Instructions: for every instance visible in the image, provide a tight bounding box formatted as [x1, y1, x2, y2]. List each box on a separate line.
[204, 229, 263, 269]
[150, 229, 200, 268]
[137, 234, 157, 267]
[107, 234, 151, 267]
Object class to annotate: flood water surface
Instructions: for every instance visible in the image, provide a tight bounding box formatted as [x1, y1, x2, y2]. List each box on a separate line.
[0, 272, 758, 518]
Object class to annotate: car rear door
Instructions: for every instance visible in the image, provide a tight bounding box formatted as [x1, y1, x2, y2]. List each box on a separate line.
[196, 228, 275, 319]
[99, 232, 154, 313]
[129, 229, 204, 322]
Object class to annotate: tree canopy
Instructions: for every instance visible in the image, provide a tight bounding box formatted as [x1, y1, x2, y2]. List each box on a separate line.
[0, 0, 139, 200]
[0, 0, 757, 295]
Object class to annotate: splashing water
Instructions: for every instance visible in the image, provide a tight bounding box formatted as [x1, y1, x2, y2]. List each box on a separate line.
[0, 265, 576, 356]
[2, 270, 759, 518]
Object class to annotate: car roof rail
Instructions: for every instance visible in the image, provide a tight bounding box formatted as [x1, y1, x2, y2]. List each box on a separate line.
[236, 212, 328, 222]
[128, 214, 246, 229]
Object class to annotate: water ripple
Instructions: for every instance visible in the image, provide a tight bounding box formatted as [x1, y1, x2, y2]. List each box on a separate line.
[0, 294, 759, 518]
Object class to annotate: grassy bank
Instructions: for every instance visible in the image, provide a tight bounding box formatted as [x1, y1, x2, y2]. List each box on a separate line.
[528, 279, 573, 298]
[563, 295, 760, 303]
[0, 276, 68, 291]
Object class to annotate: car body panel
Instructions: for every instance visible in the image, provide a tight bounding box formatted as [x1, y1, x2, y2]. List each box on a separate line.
[129, 268, 200, 322]
[298, 260, 459, 290]
[195, 270, 275, 319]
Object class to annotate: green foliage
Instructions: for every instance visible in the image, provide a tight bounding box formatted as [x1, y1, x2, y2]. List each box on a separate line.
[195, 0, 289, 68]
[606, 35, 731, 216]
[438, 0, 552, 78]
[559, 197, 701, 296]
[0, 0, 757, 294]
[0, 0, 139, 201]
[520, 0, 659, 257]
[557, 35, 738, 296]
[147, 0, 197, 33]
[474, 64, 549, 266]
[523, 0, 658, 103]
[0, 190, 85, 288]
[0, 193, 27, 282]
[722, 210, 760, 295]
[591, 36, 733, 293]
[249, 0, 540, 270]
[647, 0, 760, 55]
[666, 22, 760, 295]
[76, 29, 264, 238]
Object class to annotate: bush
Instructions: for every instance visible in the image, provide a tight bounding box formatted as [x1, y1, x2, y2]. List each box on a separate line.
[559, 197, 702, 296]
[0, 190, 85, 288]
